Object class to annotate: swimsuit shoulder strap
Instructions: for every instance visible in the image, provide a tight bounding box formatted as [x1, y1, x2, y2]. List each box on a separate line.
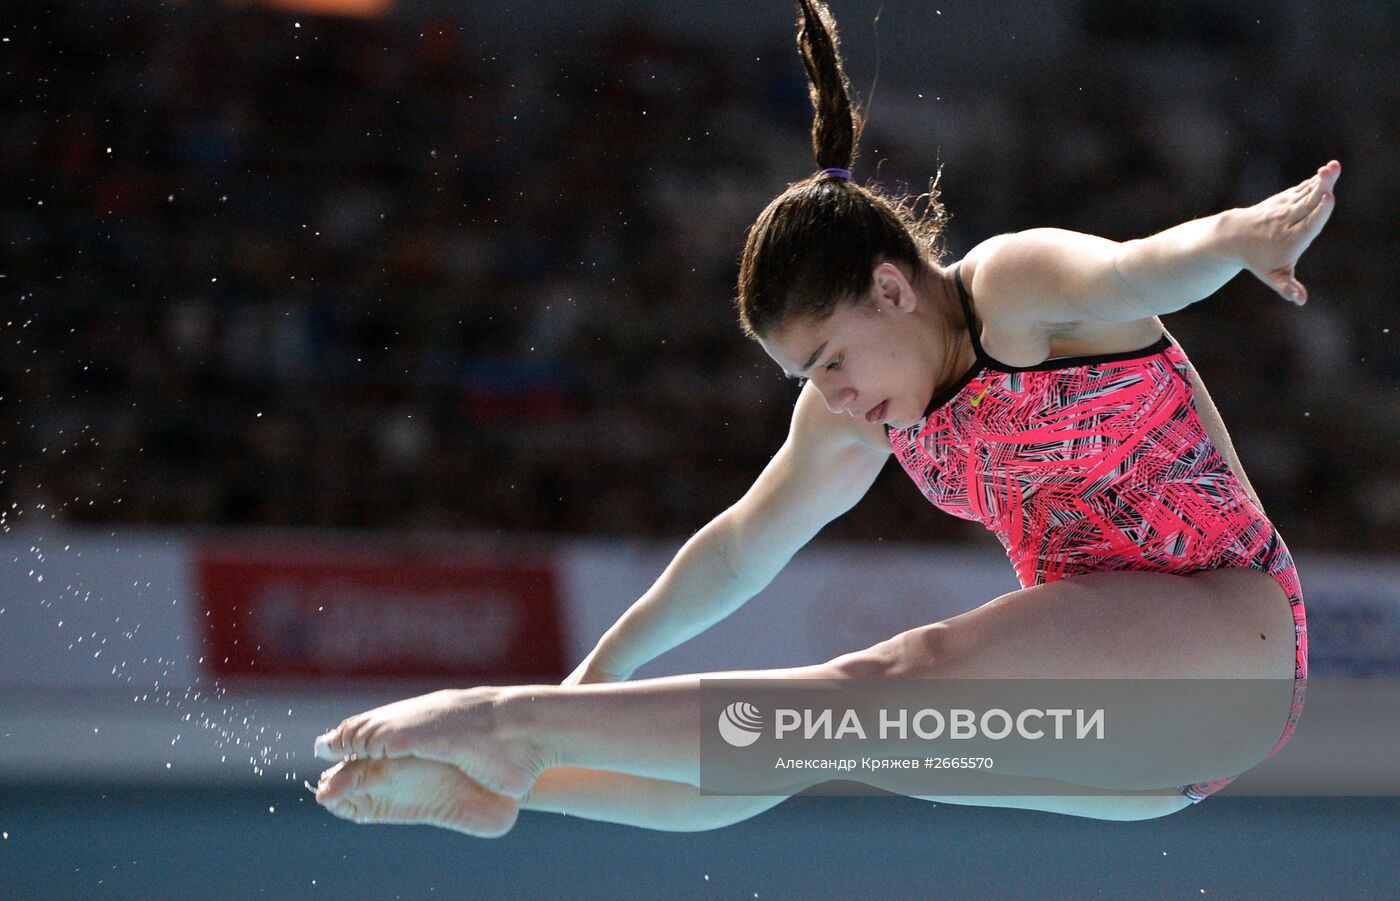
[953, 265, 989, 360]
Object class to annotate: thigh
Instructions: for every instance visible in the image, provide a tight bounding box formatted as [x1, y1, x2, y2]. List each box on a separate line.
[915, 791, 1191, 821]
[912, 772, 1192, 821]
[885, 568, 1297, 681]
[837, 568, 1298, 789]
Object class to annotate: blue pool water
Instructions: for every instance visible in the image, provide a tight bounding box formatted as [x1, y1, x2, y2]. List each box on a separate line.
[2, 785, 1397, 899]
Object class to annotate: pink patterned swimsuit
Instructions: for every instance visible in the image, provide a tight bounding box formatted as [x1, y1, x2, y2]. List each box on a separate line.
[885, 268, 1308, 802]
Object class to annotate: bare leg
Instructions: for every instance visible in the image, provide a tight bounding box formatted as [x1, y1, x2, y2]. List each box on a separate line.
[522, 766, 1191, 826]
[317, 759, 788, 833]
[316, 757, 1189, 835]
[314, 659, 842, 795]
[315, 569, 1295, 798]
[520, 766, 787, 831]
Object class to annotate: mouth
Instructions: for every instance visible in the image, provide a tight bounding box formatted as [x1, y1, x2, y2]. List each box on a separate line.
[864, 400, 888, 424]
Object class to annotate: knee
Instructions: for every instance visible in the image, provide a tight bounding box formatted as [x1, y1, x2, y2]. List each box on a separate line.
[831, 622, 957, 680]
[656, 792, 778, 833]
[1099, 792, 1193, 821]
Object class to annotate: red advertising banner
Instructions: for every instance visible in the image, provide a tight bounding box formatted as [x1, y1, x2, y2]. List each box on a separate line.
[195, 541, 565, 680]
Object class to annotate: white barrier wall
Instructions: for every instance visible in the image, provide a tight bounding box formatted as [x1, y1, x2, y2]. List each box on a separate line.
[0, 532, 200, 689]
[2, 528, 1399, 784]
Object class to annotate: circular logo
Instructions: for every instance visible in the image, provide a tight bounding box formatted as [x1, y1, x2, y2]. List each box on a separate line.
[717, 701, 764, 747]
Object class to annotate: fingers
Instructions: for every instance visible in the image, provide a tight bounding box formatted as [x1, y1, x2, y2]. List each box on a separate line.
[1294, 161, 1340, 193]
[1298, 185, 1336, 234]
[1281, 161, 1340, 214]
[1274, 276, 1307, 306]
[1283, 181, 1336, 274]
[1286, 174, 1318, 201]
[1289, 178, 1329, 226]
[1317, 159, 1341, 191]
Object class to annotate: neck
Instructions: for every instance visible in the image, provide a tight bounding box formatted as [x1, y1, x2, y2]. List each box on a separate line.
[922, 266, 974, 396]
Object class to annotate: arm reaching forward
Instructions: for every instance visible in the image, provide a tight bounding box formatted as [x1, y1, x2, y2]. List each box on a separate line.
[564, 380, 890, 685]
[968, 160, 1341, 323]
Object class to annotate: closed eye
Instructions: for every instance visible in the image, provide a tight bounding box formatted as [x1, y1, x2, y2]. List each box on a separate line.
[787, 355, 841, 385]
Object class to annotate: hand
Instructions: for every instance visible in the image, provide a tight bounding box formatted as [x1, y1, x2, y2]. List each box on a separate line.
[561, 656, 631, 686]
[1234, 160, 1340, 305]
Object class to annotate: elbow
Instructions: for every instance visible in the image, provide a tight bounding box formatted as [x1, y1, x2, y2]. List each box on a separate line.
[1108, 241, 1163, 321]
[711, 513, 783, 593]
[707, 517, 760, 593]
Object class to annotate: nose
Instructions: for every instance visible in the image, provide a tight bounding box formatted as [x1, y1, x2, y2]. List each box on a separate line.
[814, 375, 857, 415]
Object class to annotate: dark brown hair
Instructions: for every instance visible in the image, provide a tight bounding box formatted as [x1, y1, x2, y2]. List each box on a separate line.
[735, 0, 947, 340]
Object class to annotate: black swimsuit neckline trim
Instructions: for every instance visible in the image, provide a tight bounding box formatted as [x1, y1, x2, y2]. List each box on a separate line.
[886, 265, 1175, 434]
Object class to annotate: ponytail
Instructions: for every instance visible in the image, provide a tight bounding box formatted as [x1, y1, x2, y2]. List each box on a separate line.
[735, 1, 948, 340]
[796, 0, 862, 174]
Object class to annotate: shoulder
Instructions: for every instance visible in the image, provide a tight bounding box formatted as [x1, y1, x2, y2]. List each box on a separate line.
[961, 227, 1168, 326]
[958, 230, 1160, 364]
[955, 233, 1063, 365]
[961, 228, 1119, 319]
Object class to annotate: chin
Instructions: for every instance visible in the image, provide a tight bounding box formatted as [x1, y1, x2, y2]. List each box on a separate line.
[889, 403, 922, 430]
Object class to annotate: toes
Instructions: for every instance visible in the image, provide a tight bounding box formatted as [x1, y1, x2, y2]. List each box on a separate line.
[316, 716, 383, 761]
[315, 718, 356, 761]
[314, 729, 340, 761]
[315, 758, 363, 804]
[328, 795, 363, 824]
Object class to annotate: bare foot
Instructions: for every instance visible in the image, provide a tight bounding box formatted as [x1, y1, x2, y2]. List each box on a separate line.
[316, 757, 519, 838]
[313, 687, 549, 798]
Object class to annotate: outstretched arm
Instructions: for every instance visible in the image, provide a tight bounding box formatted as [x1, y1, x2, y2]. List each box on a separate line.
[971, 160, 1341, 323]
[565, 380, 889, 685]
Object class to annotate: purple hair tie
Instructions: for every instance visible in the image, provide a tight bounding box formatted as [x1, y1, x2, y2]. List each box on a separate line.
[820, 167, 852, 181]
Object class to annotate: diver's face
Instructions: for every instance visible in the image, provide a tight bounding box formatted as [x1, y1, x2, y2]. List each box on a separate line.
[759, 266, 938, 429]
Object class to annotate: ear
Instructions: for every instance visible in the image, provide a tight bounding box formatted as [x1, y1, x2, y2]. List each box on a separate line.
[870, 261, 916, 312]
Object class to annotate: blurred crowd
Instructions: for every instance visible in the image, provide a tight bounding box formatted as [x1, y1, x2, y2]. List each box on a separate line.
[2, 0, 1397, 552]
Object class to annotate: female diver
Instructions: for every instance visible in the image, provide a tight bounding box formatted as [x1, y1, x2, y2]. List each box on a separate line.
[313, 0, 1335, 833]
